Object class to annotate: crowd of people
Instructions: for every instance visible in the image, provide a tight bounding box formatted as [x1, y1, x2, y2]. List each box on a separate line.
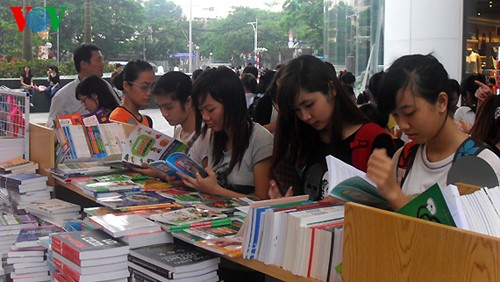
[43, 44, 499, 207]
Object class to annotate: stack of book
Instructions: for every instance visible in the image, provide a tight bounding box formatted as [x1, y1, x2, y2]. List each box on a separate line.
[0, 173, 50, 210]
[0, 157, 38, 175]
[89, 213, 172, 249]
[7, 225, 60, 282]
[241, 195, 345, 282]
[51, 229, 130, 281]
[25, 199, 81, 227]
[0, 213, 37, 256]
[128, 243, 220, 282]
[71, 173, 147, 198]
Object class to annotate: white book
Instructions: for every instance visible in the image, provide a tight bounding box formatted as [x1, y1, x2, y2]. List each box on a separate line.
[90, 213, 161, 238]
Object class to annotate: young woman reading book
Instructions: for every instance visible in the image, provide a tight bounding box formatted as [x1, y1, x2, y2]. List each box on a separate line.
[269, 55, 395, 201]
[75, 75, 119, 116]
[177, 66, 273, 200]
[366, 54, 500, 210]
[131, 71, 210, 183]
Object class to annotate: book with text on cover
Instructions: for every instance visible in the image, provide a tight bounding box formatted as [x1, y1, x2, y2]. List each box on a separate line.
[96, 191, 176, 211]
[129, 243, 220, 274]
[122, 124, 187, 166]
[149, 207, 227, 226]
[51, 229, 129, 266]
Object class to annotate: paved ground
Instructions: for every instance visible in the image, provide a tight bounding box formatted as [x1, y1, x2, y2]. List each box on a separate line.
[29, 109, 175, 136]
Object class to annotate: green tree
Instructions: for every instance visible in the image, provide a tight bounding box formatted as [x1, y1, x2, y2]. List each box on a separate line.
[282, 0, 324, 54]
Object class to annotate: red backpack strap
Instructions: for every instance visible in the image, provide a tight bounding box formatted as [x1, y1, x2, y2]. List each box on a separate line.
[396, 141, 419, 186]
[350, 123, 391, 172]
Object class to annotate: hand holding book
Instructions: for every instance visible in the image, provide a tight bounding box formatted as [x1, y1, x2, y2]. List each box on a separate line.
[365, 148, 407, 209]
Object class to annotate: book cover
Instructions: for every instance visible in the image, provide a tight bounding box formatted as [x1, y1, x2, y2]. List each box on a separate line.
[172, 221, 243, 257]
[14, 225, 61, 248]
[96, 191, 176, 211]
[121, 124, 187, 166]
[329, 176, 391, 210]
[25, 198, 81, 216]
[396, 183, 457, 227]
[5, 173, 48, 185]
[197, 197, 257, 213]
[0, 213, 38, 231]
[89, 213, 161, 237]
[149, 207, 227, 226]
[129, 243, 220, 273]
[160, 152, 208, 178]
[51, 229, 129, 266]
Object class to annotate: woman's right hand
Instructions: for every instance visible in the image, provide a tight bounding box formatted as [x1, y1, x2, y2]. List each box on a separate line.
[366, 149, 407, 209]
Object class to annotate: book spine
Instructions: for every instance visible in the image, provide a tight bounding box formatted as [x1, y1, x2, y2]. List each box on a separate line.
[85, 126, 100, 158]
[128, 254, 173, 279]
[130, 267, 163, 282]
[62, 126, 77, 159]
[92, 125, 108, 158]
[53, 256, 80, 281]
[169, 217, 232, 232]
[51, 235, 81, 267]
[118, 203, 175, 212]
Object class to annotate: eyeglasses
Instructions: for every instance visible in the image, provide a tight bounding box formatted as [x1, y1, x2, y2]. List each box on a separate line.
[80, 96, 90, 104]
[127, 81, 154, 92]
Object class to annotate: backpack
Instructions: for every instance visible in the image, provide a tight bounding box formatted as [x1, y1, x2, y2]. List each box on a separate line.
[350, 123, 392, 172]
[397, 137, 487, 186]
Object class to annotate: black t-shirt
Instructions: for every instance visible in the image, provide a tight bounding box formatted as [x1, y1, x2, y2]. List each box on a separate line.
[301, 127, 395, 201]
[49, 74, 60, 85]
[20, 73, 32, 86]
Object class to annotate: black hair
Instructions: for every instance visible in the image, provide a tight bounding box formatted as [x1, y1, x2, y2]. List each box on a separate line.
[113, 60, 153, 91]
[192, 69, 203, 81]
[192, 66, 252, 173]
[368, 71, 384, 104]
[241, 73, 257, 94]
[242, 65, 258, 78]
[339, 71, 355, 85]
[73, 44, 100, 73]
[273, 55, 368, 168]
[460, 74, 486, 111]
[75, 75, 119, 112]
[324, 61, 337, 78]
[153, 71, 192, 109]
[256, 70, 276, 94]
[378, 54, 452, 115]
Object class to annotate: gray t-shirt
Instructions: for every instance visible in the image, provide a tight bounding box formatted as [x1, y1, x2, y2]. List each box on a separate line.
[208, 123, 273, 194]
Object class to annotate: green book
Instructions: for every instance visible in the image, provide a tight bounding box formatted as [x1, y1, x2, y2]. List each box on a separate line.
[329, 176, 392, 210]
[396, 183, 456, 227]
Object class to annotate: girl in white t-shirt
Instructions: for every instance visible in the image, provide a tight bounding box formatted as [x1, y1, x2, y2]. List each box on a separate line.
[366, 54, 500, 210]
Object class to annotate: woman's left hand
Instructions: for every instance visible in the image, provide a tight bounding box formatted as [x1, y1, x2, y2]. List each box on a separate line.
[177, 167, 222, 195]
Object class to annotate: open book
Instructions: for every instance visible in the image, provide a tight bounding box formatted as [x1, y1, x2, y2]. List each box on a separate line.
[121, 124, 187, 166]
[326, 155, 391, 210]
[150, 152, 207, 178]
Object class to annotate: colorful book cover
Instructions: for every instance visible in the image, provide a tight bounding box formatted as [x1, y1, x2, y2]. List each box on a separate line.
[96, 191, 176, 211]
[160, 152, 208, 178]
[149, 207, 227, 226]
[121, 124, 187, 166]
[329, 176, 392, 210]
[15, 225, 61, 248]
[5, 173, 48, 185]
[198, 197, 257, 213]
[396, 183, 457, 227]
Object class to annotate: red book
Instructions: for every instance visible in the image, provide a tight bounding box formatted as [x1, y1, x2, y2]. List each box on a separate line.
[51, 229, 129, 267]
